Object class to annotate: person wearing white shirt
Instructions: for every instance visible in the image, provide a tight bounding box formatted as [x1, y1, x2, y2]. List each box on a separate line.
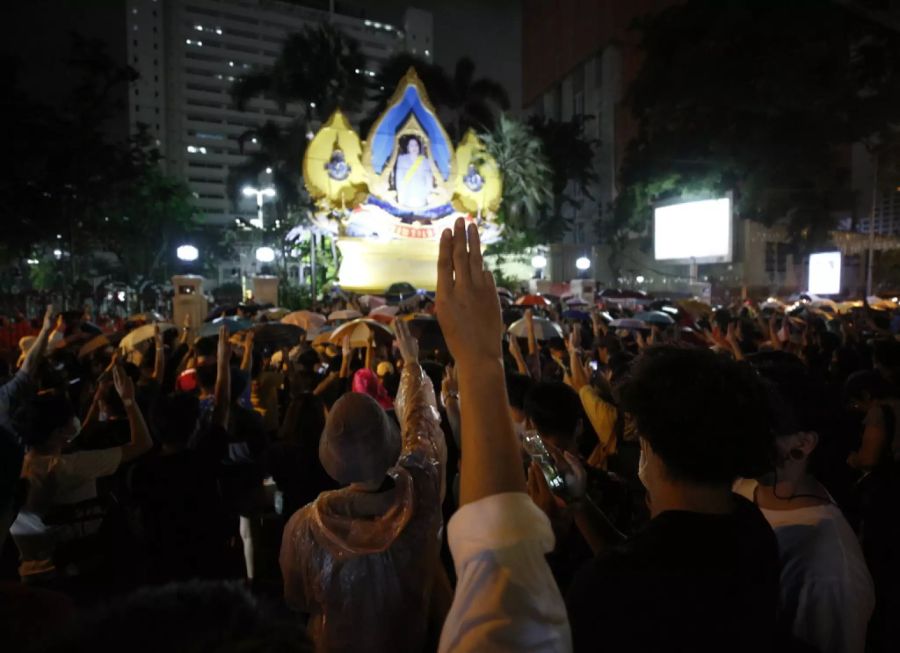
[434, 219, 571, 653]
[738, 353, 875, 653]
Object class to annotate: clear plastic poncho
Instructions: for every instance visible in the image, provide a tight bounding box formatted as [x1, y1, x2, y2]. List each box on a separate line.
[280, 363, 446, 653]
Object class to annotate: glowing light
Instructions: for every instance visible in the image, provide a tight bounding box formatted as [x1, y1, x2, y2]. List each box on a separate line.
[576, 257, 591, 271]
[636, 275, 645, 283]
[117, 291, 126, 302]
[176, 245, 199, 262]
[808, 251, 842, 295]
[531, 254, 547, 269]
[187, 145, 197, 153]
[26, 258, 39, 265]
[53, 249, 62, 259]
[265, 167, 273, 174]
[255, 247, 275, 263]
[654, 197, 732, 263]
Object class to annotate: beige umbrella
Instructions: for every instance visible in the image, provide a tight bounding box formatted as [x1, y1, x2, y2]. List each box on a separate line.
[329, 318, 394, 348]
[283, 310, 327, 331]
[120, 323, 176, 351]
[328, 309, 363, 322]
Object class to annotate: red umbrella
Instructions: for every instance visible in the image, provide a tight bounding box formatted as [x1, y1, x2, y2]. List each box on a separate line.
[515, 294, 551, 307]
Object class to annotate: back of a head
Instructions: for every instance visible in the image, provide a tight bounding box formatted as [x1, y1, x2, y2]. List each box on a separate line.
[319, 392, 400, 485]
[506, 372, 535, 412]
[524, 381, 582, 447]
[153, 393, 201, 446]
[280, 393, 326, 451]
[36, 581, 310, 653]
[15, 393, 76, 448]
[620, 345, 771, 485]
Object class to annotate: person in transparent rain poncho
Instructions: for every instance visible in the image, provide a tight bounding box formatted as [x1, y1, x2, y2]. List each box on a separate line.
[279, 319, 447, 653]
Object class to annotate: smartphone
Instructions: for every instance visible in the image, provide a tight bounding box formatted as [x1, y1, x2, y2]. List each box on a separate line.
[522, 429, 567, 495]
[589, 360, 599, 372]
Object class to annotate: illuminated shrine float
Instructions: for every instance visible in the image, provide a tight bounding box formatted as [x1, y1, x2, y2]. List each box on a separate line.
[302, 68, 503, 292]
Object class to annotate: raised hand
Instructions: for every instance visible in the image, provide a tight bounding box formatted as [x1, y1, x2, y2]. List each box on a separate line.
[112, 362, 135, 402]
[341, 335, 351, 358]
[435, 219, 502, 369]
[42, 304, 56, 332]
[393, 318, 419, 365]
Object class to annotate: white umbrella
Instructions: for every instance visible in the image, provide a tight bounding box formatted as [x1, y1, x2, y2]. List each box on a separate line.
[120, 323, 176, 351]
[507, 317, 564, 341]
[370, 305, 399, 318]
[283, 310, 327, 331]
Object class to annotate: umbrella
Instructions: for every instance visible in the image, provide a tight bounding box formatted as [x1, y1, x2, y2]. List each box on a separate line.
[328, 309, 363, 322]
[515, 294, 551, 307]
[199, 316, 253, 338]
[496, 287, 514, 299]
[252, 322, 304, 349]
[120, 323, 176, 351]
[369, 305, 400, 325]
[507, 317, 564, 340]
[565, 297, 589, 307]
[329, 318, 394, 348]
[312, 329, 335, 347]
[261, 307, 290, 320]
[609, 318, 648, 331]
[359, 294, 387, 309]
[633, 311, 675, 326]
[128, 311, 166, 324]
[78, 333, 123, 359]
[384, 282, 417, 302]
[562, 309, 590, 320]
[283, 310, 327, 331]
[400, 314, 446, 352]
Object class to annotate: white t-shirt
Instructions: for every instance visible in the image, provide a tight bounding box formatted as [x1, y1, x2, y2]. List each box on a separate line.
[735, 479, 875, 653]
[11, 447, 122, 577]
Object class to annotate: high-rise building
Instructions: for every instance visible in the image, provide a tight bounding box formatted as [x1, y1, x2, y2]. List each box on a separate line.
[125, 0, 429, 226]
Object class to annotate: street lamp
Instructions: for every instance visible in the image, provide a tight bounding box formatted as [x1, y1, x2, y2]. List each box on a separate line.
[242, 185, 276, 229]
[575, 256, 591, 272]
[531, 254, 547, 269]
[255, 246, 276, 263]
[176, 244, 199, 262]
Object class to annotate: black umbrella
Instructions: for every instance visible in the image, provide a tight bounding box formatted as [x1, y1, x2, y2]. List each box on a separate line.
[205, 305, 237, 322]
[252, 322, 304, 349]
[401, 315, 446, 352]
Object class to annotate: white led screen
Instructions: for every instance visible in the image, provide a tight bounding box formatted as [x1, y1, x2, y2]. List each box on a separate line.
[653, 197, 732, 264]
[808, 251, 842, 295]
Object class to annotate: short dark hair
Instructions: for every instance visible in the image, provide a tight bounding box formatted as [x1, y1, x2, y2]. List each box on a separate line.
[152, 393, 200, 446]
[506, 373, 534, 411]
[15, 394, 76, 448]
[620, 345, 771, 485]
[524, 381, 582, 445]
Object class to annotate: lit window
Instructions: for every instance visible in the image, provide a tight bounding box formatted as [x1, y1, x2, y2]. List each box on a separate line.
[229, 61, 235, 67]
[199, 146, 207, 154]
[195, 25, 203, 31]
[187, 145, 197, 153]
[186, 38, 192, 44]
[425, 49, 430, 56]
[216, 28, 222, 35]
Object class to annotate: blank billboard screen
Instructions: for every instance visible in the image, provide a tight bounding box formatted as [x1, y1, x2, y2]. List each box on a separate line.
[654, 197, 732, 263]
[808, 251, 841, 295]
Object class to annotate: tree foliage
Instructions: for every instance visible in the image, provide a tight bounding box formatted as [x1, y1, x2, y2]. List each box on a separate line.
[616, 0, 900, 248]
[2, 34, 207, 297]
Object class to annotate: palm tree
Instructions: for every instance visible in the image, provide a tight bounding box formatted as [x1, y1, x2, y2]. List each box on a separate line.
[231, 23, 367, 121]
[479, 114, 553, 238]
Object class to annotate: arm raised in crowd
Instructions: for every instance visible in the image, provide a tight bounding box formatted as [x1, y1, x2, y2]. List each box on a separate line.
[437, 219, 571, 652]
[113, 363, 153, 463]
[212, 325, 231, 430]
[20, 305, 55, 378]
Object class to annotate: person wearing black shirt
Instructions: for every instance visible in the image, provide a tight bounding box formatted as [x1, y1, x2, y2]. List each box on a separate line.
[565, 346, 780, 653]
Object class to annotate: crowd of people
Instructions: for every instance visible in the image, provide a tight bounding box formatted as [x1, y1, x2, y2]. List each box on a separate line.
[0, 218, 898, 652]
